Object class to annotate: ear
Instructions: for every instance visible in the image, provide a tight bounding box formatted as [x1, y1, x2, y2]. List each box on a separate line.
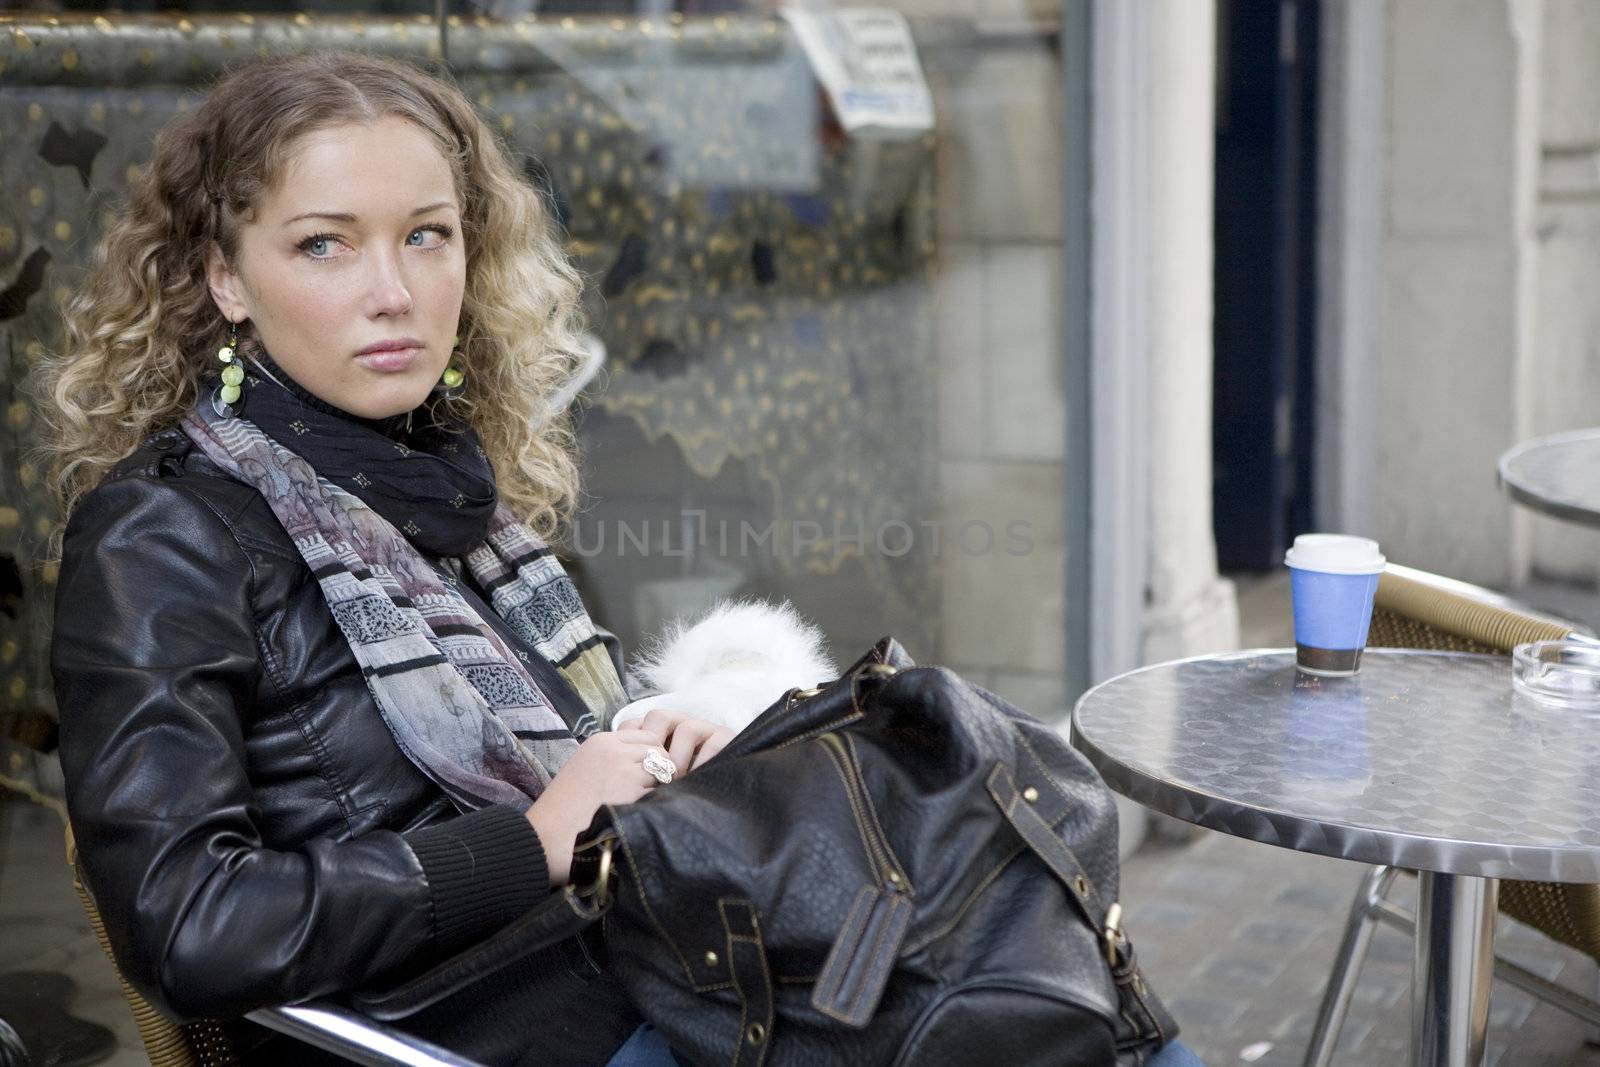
[205, 241, 250, 325]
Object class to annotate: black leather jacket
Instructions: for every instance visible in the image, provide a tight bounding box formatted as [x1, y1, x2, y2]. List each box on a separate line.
[53, 430, 638, 1063]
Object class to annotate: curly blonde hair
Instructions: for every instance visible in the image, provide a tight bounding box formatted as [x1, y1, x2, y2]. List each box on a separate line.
[37, 50, 585, 546]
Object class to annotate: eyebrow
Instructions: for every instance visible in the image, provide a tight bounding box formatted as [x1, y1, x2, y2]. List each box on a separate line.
[281, 201, 456, 227]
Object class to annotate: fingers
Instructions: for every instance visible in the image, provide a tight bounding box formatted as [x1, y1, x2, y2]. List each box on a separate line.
[616, 738, 663, 798]
[669, 720, 737, 775]
[627, 709, 702, 778]
[637, 707, 691, 746]
[666, 720, 712, 775]
[630, 758, 658, 794]
[612, 724, 661, 745]
[615, 715, 735, 782]
[585, 729, 668, 795]
[688, 727, 734, 772]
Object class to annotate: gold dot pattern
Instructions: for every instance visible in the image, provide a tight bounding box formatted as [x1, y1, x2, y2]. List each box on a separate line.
[467, 57, 937, 646]
[0, 11, 940, 717]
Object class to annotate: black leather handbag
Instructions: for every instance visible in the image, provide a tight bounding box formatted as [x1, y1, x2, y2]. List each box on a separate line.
[355, 638, 1175, 1067]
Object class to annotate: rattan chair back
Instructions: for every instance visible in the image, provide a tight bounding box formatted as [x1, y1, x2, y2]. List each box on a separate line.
[1366, 564, 1600, 960]
[63, 824, 239, 1067]
[1369, 564, 1574, 653]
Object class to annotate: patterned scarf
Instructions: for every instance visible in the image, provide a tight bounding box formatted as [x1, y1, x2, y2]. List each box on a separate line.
[181, 394, 628, 813]
[229, 343, 500, 558]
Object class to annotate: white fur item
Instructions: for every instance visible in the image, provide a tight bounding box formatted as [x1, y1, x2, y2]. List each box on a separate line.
[611, 599, 837, 735]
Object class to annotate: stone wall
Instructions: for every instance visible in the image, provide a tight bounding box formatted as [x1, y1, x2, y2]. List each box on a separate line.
[924, 31, 1075, 719]
[1376, 0, 1600, 591]
[1525, 0, 1600, 583]
[1376, 0, 1542, 588]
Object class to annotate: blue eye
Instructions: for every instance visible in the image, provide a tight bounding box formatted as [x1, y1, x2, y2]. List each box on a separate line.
[297, 233, 338, 258]
[409, 224, 454, 248]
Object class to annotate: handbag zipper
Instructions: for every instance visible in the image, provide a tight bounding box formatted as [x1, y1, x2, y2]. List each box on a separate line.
[818, 732, 905, 891]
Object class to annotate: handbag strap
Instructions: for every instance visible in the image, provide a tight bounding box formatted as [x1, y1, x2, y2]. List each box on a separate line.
[985, 764, 1176, 1057]
[352, 884, 607, 1020]
[719, 899, 775, 1067]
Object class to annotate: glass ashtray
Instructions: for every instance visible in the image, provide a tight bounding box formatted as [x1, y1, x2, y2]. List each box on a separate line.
[1511, 639, 1600, 710]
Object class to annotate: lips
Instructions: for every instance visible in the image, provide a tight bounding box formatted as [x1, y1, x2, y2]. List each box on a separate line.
[355, 339, 424, 373]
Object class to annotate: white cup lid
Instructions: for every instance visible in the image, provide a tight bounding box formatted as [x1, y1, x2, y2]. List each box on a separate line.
[1284, 534, 1386, 575]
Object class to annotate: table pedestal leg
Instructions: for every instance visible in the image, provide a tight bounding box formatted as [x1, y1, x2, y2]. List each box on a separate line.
[1411, 873, 1497, 1067]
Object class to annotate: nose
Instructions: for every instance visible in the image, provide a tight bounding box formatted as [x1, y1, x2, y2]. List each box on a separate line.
[366, 249, 414, 318]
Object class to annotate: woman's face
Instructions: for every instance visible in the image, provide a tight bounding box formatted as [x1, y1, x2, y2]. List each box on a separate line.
[206, 116, 466, 419]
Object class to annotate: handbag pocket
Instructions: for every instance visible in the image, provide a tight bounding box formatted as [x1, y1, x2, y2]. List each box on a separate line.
[892, 982, 1118, 1067]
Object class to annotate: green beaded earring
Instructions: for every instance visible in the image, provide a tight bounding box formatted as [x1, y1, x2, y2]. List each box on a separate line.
[217, 320, 244, 407]
[439, 334, 465, 392]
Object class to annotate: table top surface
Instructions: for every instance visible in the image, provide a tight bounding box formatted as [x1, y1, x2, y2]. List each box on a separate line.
[1070, 649, 1600, 881]
[1498, 428, 1600, 526]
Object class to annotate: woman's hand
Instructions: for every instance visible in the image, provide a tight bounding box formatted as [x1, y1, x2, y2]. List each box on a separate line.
[524, 712, 735, 885]
[628, 708, 735, 776]
[524, 730, 661, 885]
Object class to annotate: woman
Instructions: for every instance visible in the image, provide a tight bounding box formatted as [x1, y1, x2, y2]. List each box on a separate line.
[43, 49, 1207, 1067]
[43, 50, 721, 1066]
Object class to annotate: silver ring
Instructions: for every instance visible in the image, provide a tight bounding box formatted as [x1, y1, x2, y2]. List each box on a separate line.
[642, 748, 677, 785]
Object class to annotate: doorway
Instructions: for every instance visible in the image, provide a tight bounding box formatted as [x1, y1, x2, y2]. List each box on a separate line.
[1212, 0, 1320, 572]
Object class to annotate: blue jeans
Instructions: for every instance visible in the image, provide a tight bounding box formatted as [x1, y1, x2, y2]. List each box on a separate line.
[603, 1025, 681, 1067]
[1149, 1040, 1209, 1067]
[604, 1025, 1208, 1067]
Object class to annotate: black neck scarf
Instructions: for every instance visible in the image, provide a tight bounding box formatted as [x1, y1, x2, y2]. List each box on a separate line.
[226, 341, 499, 558]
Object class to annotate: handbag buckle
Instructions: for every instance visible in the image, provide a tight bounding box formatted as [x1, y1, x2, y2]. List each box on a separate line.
[1103, 901, 1126, 968]
[593, 837, 614, 909]
[575, 836, 616, 911]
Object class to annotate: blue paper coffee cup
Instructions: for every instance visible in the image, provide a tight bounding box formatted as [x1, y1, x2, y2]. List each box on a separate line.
[1285, 534, 1385, 676]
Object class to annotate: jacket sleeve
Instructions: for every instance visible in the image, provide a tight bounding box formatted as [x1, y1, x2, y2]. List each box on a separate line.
[53, 473, 547, 1022]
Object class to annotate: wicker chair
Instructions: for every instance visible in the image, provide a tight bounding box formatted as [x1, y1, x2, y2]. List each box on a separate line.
[63, 824, 487, 1067]
[1301, 564, 1600, 1067]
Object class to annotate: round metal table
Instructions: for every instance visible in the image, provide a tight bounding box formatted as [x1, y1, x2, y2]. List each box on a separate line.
[1497, 427, 1600, 526]
[1070, 648, 1600, 1067]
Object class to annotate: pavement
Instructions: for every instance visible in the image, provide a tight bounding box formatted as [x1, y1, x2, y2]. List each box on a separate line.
[1122, 824, 1600, 1066]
